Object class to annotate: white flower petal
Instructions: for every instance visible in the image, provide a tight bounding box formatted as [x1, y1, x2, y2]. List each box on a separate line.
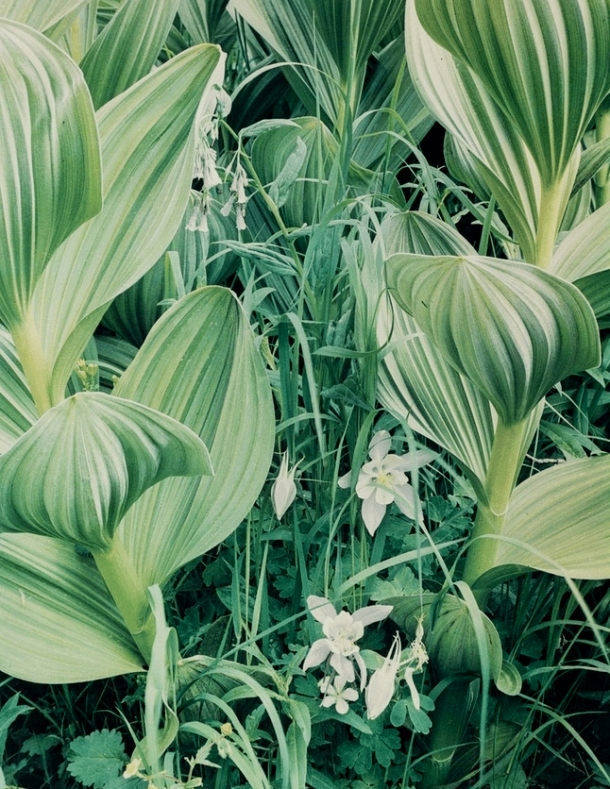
[361, 495, 386, 535]
[330, 652, 355, 683]
[405, 667, 421, 711]
[338, 470, 352, 488]
[303, 639, 331, 670]
[343, 688, 359, 702]
[352, 604, 393, 627]
[393, 484, 416, 519]
[321, 694, 336, 709]
[356, 478, 376, 499]
[354, 650, 368, 691]
[400, 449, 437, 472]
[307, 595, 337, 623]
[374, 486, 395, 506]
[335, 697, 349, 715]
[368, 431, 391, 462]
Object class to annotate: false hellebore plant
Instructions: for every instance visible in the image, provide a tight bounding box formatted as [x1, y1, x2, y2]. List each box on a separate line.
[346, 0, 610, 784]
[0, 2, 274, 730]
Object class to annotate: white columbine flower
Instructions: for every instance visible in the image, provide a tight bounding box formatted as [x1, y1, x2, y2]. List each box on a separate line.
[302, 595, 393, 687]
[271, 452, 298, 519]
[319, 675, 359, 715]
[339, 431, 436, 536]
[365, 633, 402, 720]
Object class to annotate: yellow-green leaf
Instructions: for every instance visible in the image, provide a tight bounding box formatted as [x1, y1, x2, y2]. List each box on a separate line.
[114, 287, 275, 587]
[0, 392, 211, 551]
[387, 252, 600, 424]
[0, 19, 101, 328]
[495, 455, 610, 579]
[0, 0, 88, 31]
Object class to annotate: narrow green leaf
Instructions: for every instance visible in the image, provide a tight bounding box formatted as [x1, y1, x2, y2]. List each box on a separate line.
[81, 0, 184, 108]
[495, 455, 610, 579]
[0, 19, 101, 328]
[414, 0, 610, 185]
[114, 287, 275, 587]
[0, 392, 211, 551]
[0, 0, 87, 31]
[29, 44, 222, 404]
[387, 252, 601, 424]
[0, 533, 142, 683]
[179, 0, 231, 43]
[571, 137, 610, 197]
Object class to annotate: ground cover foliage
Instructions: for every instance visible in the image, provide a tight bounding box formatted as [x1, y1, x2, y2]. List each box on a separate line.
[0, 0, 609, 787]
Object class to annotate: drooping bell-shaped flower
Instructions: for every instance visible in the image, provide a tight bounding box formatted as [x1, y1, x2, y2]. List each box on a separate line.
[365, 633, 402, 720]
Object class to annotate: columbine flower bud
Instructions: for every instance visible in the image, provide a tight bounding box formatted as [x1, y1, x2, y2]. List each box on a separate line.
[365, 634, 402, 720]
[271, 452, 298, 519]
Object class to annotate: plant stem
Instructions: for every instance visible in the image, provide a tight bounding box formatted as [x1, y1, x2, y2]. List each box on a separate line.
[462, 417, 529, 591]
[11, 309, 53, 415]
[93, 538, 156, 665]
[595, 96, 610, 207]
[533, 179, 565, 270]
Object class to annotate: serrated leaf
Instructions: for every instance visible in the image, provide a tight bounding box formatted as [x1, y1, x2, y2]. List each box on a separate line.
[114, 287, 275, 587]
[0, 19, 101, 329]
[0, 533, 143, 682]
[387, 252, 601, 424]
[495, 454, 610, 579]
[29, 44, 222, 405]
[414, 0, 610, 186]
[67, 729, 126, 789]
[81, 0, 184, 108]
[0, 392, 211, 551]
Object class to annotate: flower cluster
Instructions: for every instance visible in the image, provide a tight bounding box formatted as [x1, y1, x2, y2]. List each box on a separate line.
[339, 430, 436, 535]
[302, 596, 428, 720]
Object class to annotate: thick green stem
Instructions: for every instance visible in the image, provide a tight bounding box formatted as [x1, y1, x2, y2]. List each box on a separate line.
[533, 180, 566, 270]
[93, 538, 156, 665]
[595, 96, 610, 207]
[462, 418, 529, 591]
[11, 309, 53, 415]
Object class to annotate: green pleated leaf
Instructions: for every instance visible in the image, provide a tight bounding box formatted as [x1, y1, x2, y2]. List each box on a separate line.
[387, 252, 601, 425]
[414, 0, 610, 186]
[0, 534, 142, 683]
[179, 0, 231, 43]
[575, 271, 610, 320]
[443, 134, 492, 203]
[29, 44, 222, 405]
[552, 201, 610, 282]
[81, 0, 183, 108]
[405, 0, 549, 263]
[114, 287, 275, 588]
[0, 392, 211, 551]
[571, 137, 610, 197]
[0, 19, 102, 329]
[495, 455, 610, 579]
[0, 0, 88, 31]
[372, 213, 494, 491]
[0, 328, 37, 453]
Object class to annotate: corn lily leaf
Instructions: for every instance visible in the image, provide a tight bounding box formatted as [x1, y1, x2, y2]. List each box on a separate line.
[575, 271, 610, 320]
[0, 0, 88, 31]
[552, 201, 610, 282]
[29, 44, 222, 405]
[0, 534, 142, 683]
[114, 286, 275, 588]
[371, 212, 493, 492]
[0, 392, 211, 551]
[0, 19, 101, 330]
[414, 0, 610, 187]
[81, 0, 184, 108]
[0, 328, 37, 453]
[571, 137, 610, 198]
[387, 252, 601, 425]
[405, 0, 553, 264]
[494, 455, 610, 579]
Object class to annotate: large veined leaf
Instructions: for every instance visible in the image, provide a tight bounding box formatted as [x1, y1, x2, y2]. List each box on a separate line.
[405, 0, 555, 264]
[81, 0, 183, 108]
[114, 287, 275, 588]
[0, 392, 211, 551]
[493, 455, 610, 579]
[29, 44, 222, 405]
[0, 19, 101, 329]
[373, 213, 494, 491]
[0, 328, 37, 453]
[0, 0, 88, 31]
[414, 0, 610, 187]
[0, 534, 142, 683]
[387, 252, 601, 425]
[552, 201, 610, 282]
